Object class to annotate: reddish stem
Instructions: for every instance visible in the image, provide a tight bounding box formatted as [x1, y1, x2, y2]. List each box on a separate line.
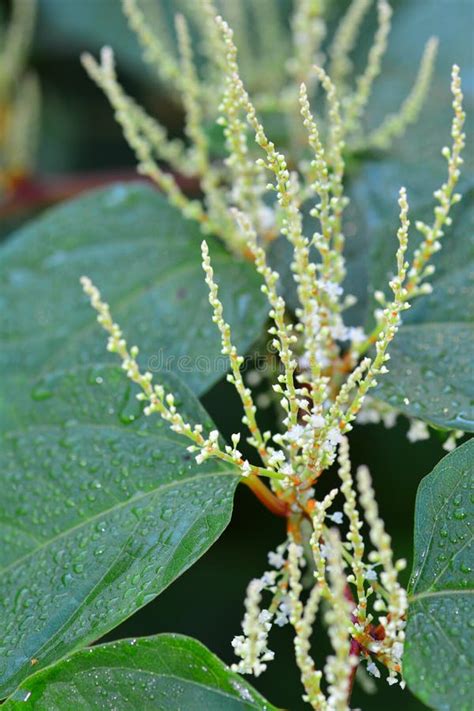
[348, 637, 362, 699]
[0, 170, 201, 219]
[345, 582, 362, 701]
[243, 474, 289, 517]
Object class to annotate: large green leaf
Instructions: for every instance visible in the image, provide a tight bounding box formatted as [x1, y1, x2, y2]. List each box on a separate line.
[0, 363, 239, 698]
[404, 439, 474, 710]
[375, 323, 474, 432]
[0, 182, 267, 399]
[4, 634, 278, 710]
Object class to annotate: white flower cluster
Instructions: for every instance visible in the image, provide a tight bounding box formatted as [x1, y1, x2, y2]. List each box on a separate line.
[82, 0, 438, 256]
[231, 439, 408, 708]
[231, 579, 275, 677]
[81, 8, 466, 709]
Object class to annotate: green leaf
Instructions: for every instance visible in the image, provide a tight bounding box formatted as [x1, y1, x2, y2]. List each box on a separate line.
[4, 634, 279, 710]
[375, 323, 474, 432]
[0, 364, 239, 698]
[404, 439, 474, 710]
[0, 183, 267, 399]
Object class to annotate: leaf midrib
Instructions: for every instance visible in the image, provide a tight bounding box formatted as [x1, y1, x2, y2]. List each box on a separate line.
[69, 666, 265, 708]
[15, 490, 205, 682]
[410, 472, 466, 594]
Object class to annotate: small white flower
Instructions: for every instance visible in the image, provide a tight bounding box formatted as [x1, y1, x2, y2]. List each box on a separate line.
[275, 612, 289, 627]
[443, 434, 457, 451]
[274, 597, 291, 626]
[392, 642, 404, 659]
[258, 609, 272, 624]
[309, 413, 325, 428]
[268, 551, 285, 569]
[326, 427, 343, 447]
[286, 424, 306, 442]
[261, 571, 277, 587]
[407, 419, 430, 442]
[330, 320, 349, 341]
[320, 280, 343, 299]
[382, 411, 398, 428]
[320, 543, 331, 559]
[347, 326, 366, 344]
[241, 460, 252, 477]
[442, 430, 462, 451]
[268, 450, 286, 467]
[367, 661, 381, 678]
[328, 511, 343, 525]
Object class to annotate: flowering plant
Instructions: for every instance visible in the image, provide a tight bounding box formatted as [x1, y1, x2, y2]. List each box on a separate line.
[79, 15, 465, 700]
[0, 2, 471, 710]
[82, 0, 438, 256]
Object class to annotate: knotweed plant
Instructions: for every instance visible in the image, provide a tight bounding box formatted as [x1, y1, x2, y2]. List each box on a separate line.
[80, 9, 465, 704]
[0, 0, 39, 198]
[82, 0, 438, 256]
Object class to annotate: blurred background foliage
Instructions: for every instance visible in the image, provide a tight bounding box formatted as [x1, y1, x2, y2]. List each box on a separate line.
[1, 0, 472, 708]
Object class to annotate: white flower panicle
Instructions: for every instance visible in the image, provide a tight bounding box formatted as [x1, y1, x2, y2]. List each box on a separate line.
[328, 0, 372, 89]
[81, 6, 466, 708]
[80, 276, 282, 487]
[324, 529, 356, 711]
[231, 578, 275, 677]
[82, 0, 438, 255]
[342, 0, 393, 139]
[201, 239, 270, 464]
[407, 65, 465, 295]
[356, 465, 408, 684]
[365, 36, 439, 150]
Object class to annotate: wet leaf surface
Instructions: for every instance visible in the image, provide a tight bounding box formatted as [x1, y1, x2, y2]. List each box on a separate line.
[0, 183, 267, 399]
[4, 634, 279, 710]
[375, 323, 474, 432]
[405, 439, 474, 710]
[0, 364, 239, 698]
